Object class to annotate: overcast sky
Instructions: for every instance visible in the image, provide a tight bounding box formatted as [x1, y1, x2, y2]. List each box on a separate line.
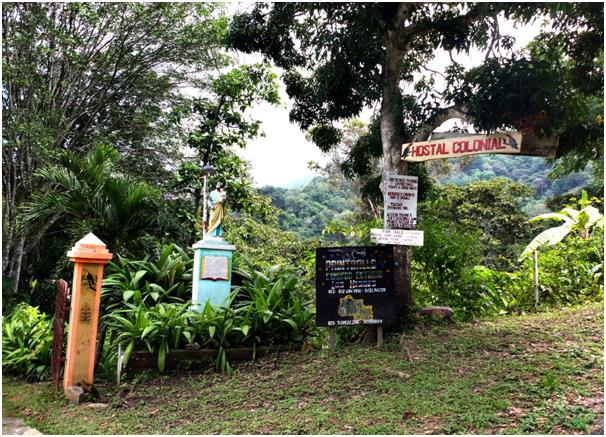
[227, 6, 542, 188]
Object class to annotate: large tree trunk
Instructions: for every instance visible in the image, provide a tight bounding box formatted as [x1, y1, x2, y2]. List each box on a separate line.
[379, 4, 415, 319]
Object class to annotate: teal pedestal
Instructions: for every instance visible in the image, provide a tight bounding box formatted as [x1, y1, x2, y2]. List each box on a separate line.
[192, 237, 236, 310]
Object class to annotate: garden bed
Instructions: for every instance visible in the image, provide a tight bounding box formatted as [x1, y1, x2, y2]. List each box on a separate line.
[126, 345, 296, 371]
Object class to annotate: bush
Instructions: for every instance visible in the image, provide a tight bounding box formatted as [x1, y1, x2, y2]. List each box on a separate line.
[412, 218, 483, 316]
[105, 301, 194, 372]
[455, 266, 525, 319]
[225, 214, 322, 278]
[527, 233, 604, 307]
[420, 179, 538, 271]
[413, 228, 604, 321]
[2, 304, 54, 380]
[102, 243, 193, 312]
[233, 264, 316, 345]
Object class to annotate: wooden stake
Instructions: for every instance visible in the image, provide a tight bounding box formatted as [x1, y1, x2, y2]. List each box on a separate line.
[328, 327, 336, 353]
[377, 326, 383, 348]
[116, 343, 123, 386]
[533, 250, 539, 307]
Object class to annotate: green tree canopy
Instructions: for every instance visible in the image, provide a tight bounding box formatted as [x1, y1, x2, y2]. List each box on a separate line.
[172, 63, 280, 242]
[2, 2, 229, 296]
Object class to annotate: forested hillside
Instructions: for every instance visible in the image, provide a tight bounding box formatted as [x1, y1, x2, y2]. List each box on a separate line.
[439, 155, 594, 215]
[263, 155, 595, 239]
[260, 177, 357, 239]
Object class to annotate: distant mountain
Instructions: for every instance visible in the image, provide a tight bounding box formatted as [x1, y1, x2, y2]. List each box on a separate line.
[260, 176, 356, 239]
[281, 174, 318, 189]
[438, 155, 591, 196]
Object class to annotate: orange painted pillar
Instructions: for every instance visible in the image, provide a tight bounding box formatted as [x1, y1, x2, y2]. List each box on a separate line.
[64, 233, 112, 394]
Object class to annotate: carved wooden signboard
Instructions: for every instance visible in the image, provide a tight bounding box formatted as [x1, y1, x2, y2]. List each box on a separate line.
[51, 279, 69, 390]
[315, 246, 395, 327]
[201, 255, 230, 281]
[401, 130, 559, 162]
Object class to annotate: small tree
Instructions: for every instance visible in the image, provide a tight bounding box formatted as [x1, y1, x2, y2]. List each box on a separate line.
[174, 63, 280, 242]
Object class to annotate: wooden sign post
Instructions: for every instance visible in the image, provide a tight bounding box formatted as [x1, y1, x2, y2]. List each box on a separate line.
[64, 233, 112, 400]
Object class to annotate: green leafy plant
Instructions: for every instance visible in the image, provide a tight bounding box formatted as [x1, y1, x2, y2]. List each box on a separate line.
[520, 191, 603, 259]
[102, 243, 193, 312]
[412, 218, 482, 308]
[233, 263, 316, 345]
[22, 145, 163, 259]
[101, 251, 316, 375]
[525, 233, 604, 306]
[2, 304, 54, 380]
[105, 301, 194, 372]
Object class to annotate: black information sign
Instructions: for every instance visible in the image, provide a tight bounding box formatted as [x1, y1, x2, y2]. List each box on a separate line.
[315, 246, 395, 327]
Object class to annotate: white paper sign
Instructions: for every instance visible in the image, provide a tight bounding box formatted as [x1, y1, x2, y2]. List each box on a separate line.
[370, 229, 424, 246]
[384, 175, 418, 229]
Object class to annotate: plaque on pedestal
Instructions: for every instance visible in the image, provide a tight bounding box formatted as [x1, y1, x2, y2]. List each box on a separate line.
[201, 256, 230, 281]
[192, 237, 236, 309]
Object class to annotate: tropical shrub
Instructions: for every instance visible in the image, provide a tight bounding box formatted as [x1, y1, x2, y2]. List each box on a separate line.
[2, 304, 54, 380]
[454, 266, 526, 319]
[233, 264, 316, 345]
[22, 144, 164, 259]
[420, 178, 538, 270]
[225, 214, 322, 278]
[412, 218, 483, 311]
[525, 232, 604, 307]
[520, 190, 603, 259]
[515, 191, 604, 308]
[105, 301, 194, 372]
[102, 243, 193, 313]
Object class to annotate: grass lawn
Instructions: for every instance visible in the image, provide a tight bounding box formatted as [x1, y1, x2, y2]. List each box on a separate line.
[3, 303, 603, 434]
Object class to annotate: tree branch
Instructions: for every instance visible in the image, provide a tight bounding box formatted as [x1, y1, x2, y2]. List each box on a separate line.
[411, 105, 471, 143]
[398, 4, 488, 51]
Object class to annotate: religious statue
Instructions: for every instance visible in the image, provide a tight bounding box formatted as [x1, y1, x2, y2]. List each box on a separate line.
[206, 182, 227, 238]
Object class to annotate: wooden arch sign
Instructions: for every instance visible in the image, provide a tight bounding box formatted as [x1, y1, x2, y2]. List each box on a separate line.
[401, 131, 558, 162]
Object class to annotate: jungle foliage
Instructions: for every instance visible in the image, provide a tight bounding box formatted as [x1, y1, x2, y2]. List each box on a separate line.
[2, 2, 230, 300]
[325, 180, 603, 320]
[2, 304, 54, 380]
